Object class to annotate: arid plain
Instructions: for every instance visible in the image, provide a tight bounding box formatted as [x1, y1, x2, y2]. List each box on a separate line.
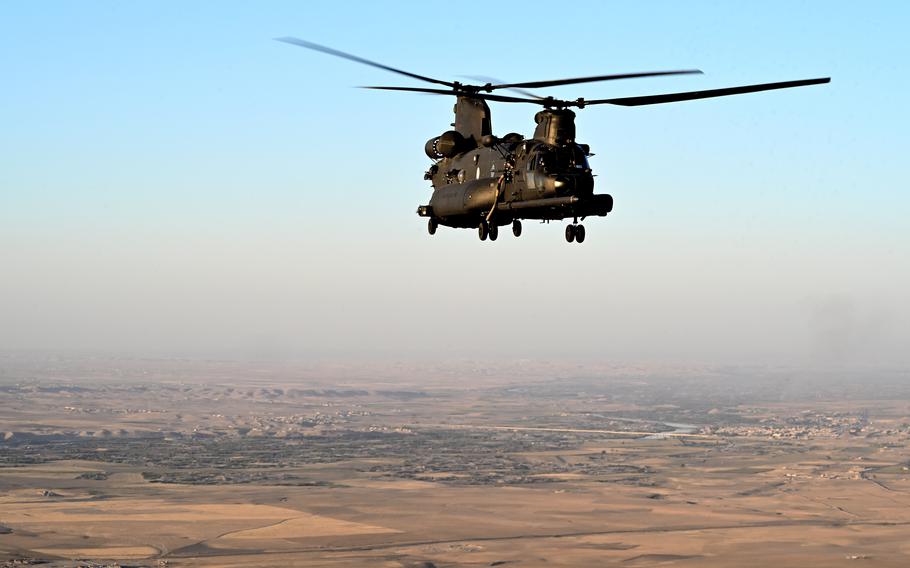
[1, 355, 909, 567]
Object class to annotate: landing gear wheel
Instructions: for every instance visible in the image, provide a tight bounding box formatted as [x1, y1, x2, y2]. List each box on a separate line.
[512, 219, 522, 237]
[427, 218, 437, 236]
[575, 224, 586, 243]
[478, 220, 489, 241]
[565, 224, 576, 243]
[488, 223, 499, 241]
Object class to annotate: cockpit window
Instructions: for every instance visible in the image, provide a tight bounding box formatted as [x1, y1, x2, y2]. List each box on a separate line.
[529, 146, 589, 173]
[574, 146, 590, 169]
[530, 146, 588, 173]
[557, 146, 589, 170]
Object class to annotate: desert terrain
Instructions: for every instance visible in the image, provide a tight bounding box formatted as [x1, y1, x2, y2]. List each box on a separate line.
[1, 354, 909, 567]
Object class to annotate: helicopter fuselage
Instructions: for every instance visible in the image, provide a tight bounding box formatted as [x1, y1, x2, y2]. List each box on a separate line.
[419, 139, 612, 229]
[418, 103, 613, 239]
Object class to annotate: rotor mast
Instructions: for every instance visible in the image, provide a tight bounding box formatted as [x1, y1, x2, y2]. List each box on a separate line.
[533, 109, 576, 146]
[454, 96, 492, 148]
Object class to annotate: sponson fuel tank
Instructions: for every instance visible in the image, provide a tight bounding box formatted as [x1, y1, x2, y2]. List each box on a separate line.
[429, 179, 498, 218]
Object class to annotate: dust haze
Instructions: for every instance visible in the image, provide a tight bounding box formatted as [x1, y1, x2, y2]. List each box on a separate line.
[2, 227, 907, 366]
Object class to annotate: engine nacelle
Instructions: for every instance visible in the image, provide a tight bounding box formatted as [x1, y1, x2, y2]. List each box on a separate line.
[425, 137, 442, 159]
[424, 130, 467, 159]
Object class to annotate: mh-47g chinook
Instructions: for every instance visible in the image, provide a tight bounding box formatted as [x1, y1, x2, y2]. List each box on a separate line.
[278, 37, 829, 244]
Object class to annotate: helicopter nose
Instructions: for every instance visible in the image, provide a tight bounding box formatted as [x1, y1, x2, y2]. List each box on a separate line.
[550, 174, 593, 197]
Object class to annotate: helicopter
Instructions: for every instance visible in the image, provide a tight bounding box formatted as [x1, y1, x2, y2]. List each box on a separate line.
[278, 37, 829, 243]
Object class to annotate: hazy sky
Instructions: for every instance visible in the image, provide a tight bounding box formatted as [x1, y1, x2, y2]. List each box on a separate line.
[1, 1, 907, 365]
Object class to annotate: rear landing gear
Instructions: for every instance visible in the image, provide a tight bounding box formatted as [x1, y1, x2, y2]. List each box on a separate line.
[565, 223, 585, 244]
[512, 220, 522, 237]
[427, 218, 437, 235]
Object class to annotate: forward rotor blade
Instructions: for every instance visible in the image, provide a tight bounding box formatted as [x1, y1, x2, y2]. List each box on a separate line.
[585, 77, 831, 106]
[461, 75, 546, 99]
[276, 37, 456, 89]
[362, 85, 547, 105]
[490, 70, 703, 91]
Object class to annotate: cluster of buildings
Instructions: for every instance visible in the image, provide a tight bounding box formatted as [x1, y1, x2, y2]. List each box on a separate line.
[700, 411, 902, 440]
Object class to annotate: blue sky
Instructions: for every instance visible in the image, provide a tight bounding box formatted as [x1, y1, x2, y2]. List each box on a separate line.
[1, 1, 907, 365]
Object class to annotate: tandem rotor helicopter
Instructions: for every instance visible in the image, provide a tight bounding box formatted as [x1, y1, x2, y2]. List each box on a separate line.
[278, 37, 829, 244]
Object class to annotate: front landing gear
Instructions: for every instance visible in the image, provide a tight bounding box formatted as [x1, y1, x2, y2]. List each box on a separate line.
[512, 220, 522, 237]
[575, 224, 586, 243]
[565, 223, 586, 244]
[488, 223, 499, 241]
[427, 218, 437, 235]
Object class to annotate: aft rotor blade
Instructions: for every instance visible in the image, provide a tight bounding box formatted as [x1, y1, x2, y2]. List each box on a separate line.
[490, 70, 703, 91]
[362, 85, 547, 105]
[276, 37, 456, 89]
[585, 77, 831, 106]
